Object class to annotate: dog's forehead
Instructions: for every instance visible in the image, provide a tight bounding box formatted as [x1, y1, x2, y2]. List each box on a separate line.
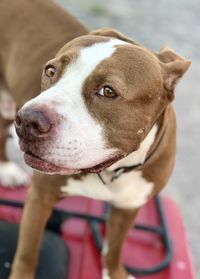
[57, 35, 124, 55]
[53, 38, 130, 89]
[56, 36, 160, 83]
[56, 36, 129, 69]
[58, 35, 110, 51]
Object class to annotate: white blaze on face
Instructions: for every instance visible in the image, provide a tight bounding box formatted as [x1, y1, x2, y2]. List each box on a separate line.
[21, 39, 127, 169]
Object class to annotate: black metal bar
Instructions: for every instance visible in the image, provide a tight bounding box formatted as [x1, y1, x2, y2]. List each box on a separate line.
[124, 196, 173, 276]
[90, 221, 103, 252]
[0, 199, 24, 209]
[0, 199, 163, 234]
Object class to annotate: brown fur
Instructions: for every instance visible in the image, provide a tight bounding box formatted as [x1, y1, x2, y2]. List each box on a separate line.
[143, 106, 177, 196]
[0, 0, 87, 106]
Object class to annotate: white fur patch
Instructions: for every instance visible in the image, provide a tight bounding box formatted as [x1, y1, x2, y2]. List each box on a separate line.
[6, 124, 33, 175]
[102, 269, 111, 279]
[102, 269, 136, 279]
[61, 170, 153, 209]
[61, 174, 112, 200]
[61, 124, 156, 209]
[21, 39, 127, 170]
[110, 170, 154, 208]
[102, 239, 109, 256]
[0, 88, 16, 120]
[8, 124, 20, 147]
[0, 162, 30, 187]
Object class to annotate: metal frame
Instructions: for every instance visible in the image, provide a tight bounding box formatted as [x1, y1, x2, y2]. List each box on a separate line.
[0, 195, 172, 276]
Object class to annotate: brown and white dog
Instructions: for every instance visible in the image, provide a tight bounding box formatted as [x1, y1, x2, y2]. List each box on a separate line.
[0, 1, 191, 279]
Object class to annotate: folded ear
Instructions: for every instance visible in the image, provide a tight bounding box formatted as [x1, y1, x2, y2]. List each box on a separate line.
[90, 27, 139, 45]
[156, 47, 191, 92]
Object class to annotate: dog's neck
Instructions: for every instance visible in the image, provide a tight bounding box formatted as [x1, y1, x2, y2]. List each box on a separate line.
[102, 110, 167, 183]
[108, 125, 158, 172]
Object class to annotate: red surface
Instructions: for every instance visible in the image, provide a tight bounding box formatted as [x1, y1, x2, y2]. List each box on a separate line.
[0, 186, 196, 279]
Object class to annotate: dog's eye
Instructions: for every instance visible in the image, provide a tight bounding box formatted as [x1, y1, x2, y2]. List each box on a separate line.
[97, 86, 117, 98]
[44, 65, 56, 78]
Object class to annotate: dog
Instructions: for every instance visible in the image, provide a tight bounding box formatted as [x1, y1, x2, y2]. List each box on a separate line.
[0, 0, 191, 278]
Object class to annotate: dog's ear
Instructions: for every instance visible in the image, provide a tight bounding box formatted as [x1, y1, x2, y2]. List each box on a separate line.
[90, 27, 139, 45]
[156, 47, 191, 92]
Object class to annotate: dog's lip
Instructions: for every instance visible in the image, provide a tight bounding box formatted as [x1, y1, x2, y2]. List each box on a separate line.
[81, 155, 123, 173]
[24, 148, 122, 175]
[24, 151, 79, 175]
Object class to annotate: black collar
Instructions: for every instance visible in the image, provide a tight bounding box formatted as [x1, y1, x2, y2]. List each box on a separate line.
[97, 127, 167, 185]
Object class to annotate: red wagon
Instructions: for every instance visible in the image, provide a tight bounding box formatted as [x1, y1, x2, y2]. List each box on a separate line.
[0, 186, 196, 279]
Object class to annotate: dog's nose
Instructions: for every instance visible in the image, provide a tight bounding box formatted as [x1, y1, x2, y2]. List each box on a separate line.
[15, 108, 52, 139]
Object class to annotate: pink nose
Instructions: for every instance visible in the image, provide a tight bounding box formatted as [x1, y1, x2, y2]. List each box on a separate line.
[15, 108, 52, 140]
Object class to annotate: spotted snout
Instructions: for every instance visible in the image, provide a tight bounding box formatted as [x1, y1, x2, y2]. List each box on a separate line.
[15, 107, 53, 141]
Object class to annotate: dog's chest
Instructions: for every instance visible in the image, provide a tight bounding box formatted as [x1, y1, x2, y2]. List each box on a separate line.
[61, 170, 154, 209]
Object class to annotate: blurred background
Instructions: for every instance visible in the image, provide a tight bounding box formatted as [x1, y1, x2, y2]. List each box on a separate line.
[57, 0, 200, 275]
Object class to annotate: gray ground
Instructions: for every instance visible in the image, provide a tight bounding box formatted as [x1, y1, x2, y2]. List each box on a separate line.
[57, 0, 200, 276]
[6, 0, 199, 277]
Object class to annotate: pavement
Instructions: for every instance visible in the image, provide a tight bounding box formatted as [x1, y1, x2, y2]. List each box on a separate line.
[57, 0, 200, 276]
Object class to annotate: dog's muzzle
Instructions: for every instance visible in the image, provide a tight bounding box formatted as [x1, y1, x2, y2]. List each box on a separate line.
[14, 107, 123, 175]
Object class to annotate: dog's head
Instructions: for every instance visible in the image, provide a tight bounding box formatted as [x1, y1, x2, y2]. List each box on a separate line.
[15, 28, 191, 175]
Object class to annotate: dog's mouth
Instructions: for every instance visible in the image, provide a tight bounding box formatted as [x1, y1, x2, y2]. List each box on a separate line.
[24, 151, 78, 175]
[23, 149, 122, 175]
